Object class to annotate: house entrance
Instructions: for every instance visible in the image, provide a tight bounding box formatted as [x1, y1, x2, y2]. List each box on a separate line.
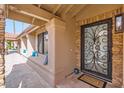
[81, 18, 112, 82]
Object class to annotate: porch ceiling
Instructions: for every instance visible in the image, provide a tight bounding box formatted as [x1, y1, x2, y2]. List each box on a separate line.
[34, 4, 87, 18]
[6, 4, 88, 26]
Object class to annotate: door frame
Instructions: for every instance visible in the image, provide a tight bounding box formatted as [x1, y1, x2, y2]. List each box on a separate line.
[80, 18, 112, 82]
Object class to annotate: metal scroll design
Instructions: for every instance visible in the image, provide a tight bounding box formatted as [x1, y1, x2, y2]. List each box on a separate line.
[84, 24, 108, 75]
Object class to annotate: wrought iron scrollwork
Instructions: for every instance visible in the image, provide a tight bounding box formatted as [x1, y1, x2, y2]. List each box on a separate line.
[84, 24, 108, 75]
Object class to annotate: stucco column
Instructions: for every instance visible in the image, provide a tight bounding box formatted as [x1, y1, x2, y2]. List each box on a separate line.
[46, 18, 67, 86]
[45, 18, 56, 87]
[26, 34, 36, 57]
[0, 4, 5, 88]
[20, 36, 27, 53]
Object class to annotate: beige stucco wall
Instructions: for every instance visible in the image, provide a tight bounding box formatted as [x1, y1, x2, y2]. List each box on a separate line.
[26, 33, 36, 56]
[19, 27, 55, 87]
[17, 14, 77, 86]
[45, 16, 77, 85]
[20, 36, 27, 51]
[62, 15, 77, 75]
[54, 15, 77, 82]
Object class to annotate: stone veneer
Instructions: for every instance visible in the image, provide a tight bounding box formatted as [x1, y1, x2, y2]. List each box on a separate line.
[75, 15, 123, 87]
[0, 6, 5, 87]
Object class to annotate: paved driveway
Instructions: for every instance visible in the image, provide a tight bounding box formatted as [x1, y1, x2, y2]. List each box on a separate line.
[5, 52, 45, 88]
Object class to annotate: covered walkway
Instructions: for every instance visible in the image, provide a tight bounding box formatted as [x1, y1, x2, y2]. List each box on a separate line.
[5, 52, 48, 88]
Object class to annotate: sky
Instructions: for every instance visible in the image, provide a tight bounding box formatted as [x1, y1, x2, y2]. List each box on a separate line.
[5, 19, 31, 35]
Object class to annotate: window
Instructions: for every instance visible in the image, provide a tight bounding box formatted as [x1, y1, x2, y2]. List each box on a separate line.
[38, 32, 48, 54]
[43, 32, 48, 54]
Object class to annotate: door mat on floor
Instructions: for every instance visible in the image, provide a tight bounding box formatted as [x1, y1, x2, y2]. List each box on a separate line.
[78, 74, 107, 88]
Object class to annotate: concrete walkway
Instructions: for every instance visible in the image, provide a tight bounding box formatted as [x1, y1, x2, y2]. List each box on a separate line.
[5, 52, 46, 88]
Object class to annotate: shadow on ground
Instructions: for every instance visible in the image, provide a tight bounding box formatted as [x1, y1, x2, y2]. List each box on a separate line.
[5, 55, 44, 88]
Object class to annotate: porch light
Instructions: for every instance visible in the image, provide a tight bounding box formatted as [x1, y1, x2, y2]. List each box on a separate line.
[115, 14, 123, 33]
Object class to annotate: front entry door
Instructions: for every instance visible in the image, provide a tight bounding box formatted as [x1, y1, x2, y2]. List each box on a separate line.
[81, 18, 112, 82]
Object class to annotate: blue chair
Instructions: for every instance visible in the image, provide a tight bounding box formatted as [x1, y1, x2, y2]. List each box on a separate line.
[23, 49, 27, 53]
[32, 51, 38, 57]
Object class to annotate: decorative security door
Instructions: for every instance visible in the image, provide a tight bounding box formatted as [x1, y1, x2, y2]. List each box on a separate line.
[81, 18, 112, 82]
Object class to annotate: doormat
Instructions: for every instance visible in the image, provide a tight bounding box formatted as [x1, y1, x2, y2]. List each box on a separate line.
[78, 74, 107, 88]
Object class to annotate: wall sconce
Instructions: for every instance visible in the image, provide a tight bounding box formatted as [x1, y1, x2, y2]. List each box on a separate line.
[115, 14, 123, 33]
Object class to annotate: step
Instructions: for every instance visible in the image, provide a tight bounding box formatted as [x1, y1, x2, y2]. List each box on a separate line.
[27, 60, 55, 87]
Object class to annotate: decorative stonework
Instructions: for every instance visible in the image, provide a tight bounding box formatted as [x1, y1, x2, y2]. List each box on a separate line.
[0, 6, 5, 87]
[75, 7, 123, 87]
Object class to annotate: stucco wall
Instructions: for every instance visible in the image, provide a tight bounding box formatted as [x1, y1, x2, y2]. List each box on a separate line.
[62, 15, 77, 75]
[20, 37, 27, 55]
[45, 17, 77, 85]
[26, 33, 36, 56]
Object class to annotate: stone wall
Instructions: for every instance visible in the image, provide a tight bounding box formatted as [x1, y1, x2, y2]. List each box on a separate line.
[75, 7, 123, 87]
[0, 5, 5, 87]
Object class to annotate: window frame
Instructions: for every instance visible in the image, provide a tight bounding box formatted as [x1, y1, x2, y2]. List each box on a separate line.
[37, 31, 48, 54]
[81, 18, 112, 82]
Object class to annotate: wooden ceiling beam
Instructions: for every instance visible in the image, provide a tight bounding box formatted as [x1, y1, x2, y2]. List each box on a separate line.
[10, 4, 54, 22]
[71, 5, 87, 18]
[53, 4, 62, 14]
[8, 10, 46, 26]
[62, 4, 74, 16]
[31, 4, 42, 24]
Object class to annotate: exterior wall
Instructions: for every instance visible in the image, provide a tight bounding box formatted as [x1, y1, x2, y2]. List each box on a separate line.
[23, 19, 70, 87]
[0, 5, 5, 87]
[17, 39, 21, 53]
[63, 15, 77, 76]
[19, 28, 44, 56]
[20, 37, 27, 55]
[46, 17, 76, 85]
[53, 18, 67, 84]
[26, 33, 36, 57]
[46, 19, 56, 86]
[55, 15, 77, 82]
[19, 26, 56, 87]
[75, 4, 123, 87]
[13, 41, 18, 49]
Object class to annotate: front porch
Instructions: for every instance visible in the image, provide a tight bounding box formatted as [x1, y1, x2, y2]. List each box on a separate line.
[0, 4, 124, 88]
[5, 52, 51, 88]
[5, 51, 115, 88]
